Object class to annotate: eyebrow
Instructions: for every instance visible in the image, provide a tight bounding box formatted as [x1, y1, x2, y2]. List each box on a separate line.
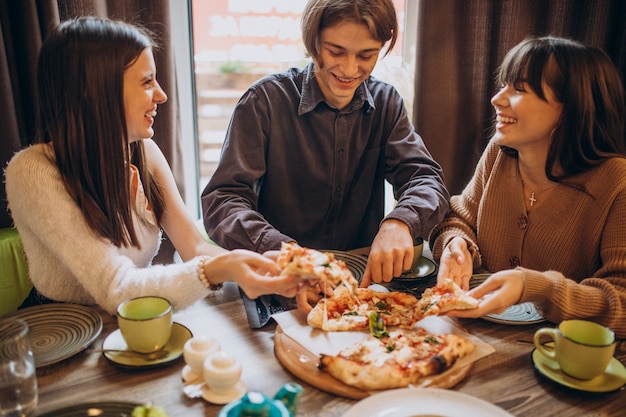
[322, 41, 381, 54]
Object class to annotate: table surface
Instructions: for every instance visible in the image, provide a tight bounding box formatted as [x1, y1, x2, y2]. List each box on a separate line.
[33, 280, 625, 417]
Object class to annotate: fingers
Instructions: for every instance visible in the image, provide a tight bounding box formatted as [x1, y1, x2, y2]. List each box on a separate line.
[360, 269, 372, 287]
[295, 291, 312, 313]
[366, 250, 408, 283]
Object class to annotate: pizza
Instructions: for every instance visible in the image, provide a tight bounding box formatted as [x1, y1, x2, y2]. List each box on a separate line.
[307, 286, 421, 331]
[318, 326, 475, 390]
[276, 242, 358, 289]
[416, 278, 479, 318]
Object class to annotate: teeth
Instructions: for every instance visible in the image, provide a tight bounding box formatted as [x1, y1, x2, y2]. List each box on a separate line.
[335, 75, 355, 83]
[497, 115, 516, 124]
[145, 111, 157, 117]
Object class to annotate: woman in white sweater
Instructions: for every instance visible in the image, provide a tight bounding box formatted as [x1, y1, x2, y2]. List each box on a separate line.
[5, 17, 303, 315]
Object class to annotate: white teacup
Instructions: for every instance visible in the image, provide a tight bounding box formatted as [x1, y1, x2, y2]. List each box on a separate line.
[534, 319, 616, 380]
[117, 296, 173, 353]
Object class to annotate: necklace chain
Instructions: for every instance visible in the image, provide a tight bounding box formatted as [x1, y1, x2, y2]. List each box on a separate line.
[522, 180, 557, 207]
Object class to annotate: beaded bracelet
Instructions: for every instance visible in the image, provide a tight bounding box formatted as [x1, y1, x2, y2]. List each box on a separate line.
[197, 256, 224, 291]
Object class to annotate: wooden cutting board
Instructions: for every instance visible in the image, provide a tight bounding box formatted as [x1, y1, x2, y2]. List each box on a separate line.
[273, 326, 473, 400]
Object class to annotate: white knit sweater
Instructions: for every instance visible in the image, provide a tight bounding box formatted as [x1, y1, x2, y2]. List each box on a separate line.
[5, 143, 208, 314]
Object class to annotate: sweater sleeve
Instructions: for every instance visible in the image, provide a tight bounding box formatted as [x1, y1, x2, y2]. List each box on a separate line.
[5, 145, 211, 315]
[428, 141, 504, 269]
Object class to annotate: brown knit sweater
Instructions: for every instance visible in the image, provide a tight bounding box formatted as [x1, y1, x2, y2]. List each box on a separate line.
[430, 139, 626, 338]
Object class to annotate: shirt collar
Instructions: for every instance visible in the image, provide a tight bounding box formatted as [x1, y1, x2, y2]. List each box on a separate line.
[298, 62, 376, 115]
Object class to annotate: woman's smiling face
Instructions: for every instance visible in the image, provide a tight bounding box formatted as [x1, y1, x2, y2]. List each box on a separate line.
[123, 47, 167, 142]
[314, 21, 383, 110]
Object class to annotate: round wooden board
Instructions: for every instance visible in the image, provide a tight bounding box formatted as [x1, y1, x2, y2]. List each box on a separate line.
[273, 326, 473, 400]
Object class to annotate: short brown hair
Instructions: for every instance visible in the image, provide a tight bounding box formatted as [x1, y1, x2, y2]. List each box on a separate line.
[301, 0, 398, 64]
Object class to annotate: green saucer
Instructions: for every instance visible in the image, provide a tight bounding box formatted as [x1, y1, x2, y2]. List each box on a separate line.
[102, 322, 192, 368]
[532, 344, 626, 392]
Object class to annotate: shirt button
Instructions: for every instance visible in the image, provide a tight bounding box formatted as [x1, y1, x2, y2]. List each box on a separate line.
[517, 215, 528, 230]
[335, 186, 342, 192]
[338, 148, 344, 155]
[509, 256, 520, 267]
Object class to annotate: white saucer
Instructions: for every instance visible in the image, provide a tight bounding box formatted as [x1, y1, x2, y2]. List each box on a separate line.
[532, 345, 626, 392]
[202, 380, 247, 404]
[181, 364, 202, 382]
[181, 364, 247, 404]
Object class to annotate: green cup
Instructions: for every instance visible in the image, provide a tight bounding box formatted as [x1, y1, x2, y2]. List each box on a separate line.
[117, 296, 173, 353]
[533, 319, 615, 380]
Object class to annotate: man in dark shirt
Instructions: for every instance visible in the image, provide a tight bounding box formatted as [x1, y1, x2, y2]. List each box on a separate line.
[202, 0, 449, 288]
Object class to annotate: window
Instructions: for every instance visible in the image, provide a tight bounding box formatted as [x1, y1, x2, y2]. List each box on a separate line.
[178, 0, 417, 215]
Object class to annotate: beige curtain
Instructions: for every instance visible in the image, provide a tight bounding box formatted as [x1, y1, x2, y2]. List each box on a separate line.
[414, 0, 626, 194]
[0, 0, 184, 232]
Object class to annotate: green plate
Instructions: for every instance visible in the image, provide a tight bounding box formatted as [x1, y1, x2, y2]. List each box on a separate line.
[532, 343, 626, 392]
[102, 322, 192, 368]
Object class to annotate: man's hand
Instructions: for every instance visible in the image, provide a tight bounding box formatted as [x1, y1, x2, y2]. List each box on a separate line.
[361, 219, 413, 286]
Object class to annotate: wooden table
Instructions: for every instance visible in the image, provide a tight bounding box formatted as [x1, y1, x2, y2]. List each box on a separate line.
[33, 282, 626, 417]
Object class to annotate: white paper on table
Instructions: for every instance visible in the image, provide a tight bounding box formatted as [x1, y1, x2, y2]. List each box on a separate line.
[272, 309, 495, 366]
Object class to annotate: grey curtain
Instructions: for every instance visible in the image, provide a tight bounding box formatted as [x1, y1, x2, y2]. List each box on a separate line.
[414, 0, 626, 194]
[0, 0, 184, 231]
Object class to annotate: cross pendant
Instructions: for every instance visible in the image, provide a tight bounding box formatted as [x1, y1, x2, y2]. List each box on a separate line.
[529, 192, 537, 207]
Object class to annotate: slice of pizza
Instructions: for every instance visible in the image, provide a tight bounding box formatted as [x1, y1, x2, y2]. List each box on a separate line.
[307, 286, 421, 331]
[416, 278, 479, 319]
[277, 242, 358, 289]
[318, 327, 475, 390]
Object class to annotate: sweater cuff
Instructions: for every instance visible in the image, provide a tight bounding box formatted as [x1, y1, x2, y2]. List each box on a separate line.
[517, 267, 553, 303]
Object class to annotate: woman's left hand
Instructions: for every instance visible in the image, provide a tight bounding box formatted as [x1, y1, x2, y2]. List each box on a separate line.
[445, 269, 525, 318]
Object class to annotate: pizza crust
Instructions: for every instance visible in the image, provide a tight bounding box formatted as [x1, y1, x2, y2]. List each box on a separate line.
[318, 328, 476, 391]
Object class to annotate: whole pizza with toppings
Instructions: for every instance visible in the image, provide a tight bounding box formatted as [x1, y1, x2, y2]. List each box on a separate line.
[277, 242, 358, 289]
[307, 286, 421, 331]
[318, 326, 476, 390]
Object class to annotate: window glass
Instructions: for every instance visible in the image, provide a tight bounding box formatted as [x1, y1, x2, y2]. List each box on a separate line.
[191, 0, 413, 190]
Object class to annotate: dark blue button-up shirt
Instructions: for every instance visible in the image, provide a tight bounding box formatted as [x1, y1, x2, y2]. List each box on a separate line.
[202, 63, 449, 253]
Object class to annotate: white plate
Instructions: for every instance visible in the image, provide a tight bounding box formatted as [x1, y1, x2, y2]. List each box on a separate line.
[342, 387, 513, 417]
[470, 274, 545, 325]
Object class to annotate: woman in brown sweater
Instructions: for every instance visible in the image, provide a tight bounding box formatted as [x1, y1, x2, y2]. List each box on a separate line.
[429, 36, 626, 338]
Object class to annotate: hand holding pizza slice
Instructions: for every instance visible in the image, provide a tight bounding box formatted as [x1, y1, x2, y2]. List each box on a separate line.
[416, 278, 480, 319]
[276, 242, 359, 290]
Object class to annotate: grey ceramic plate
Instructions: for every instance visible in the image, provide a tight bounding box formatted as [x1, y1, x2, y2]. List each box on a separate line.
[326, 250, 368, 283]
[3, 304, 103, 367]
[37, 401, 140, 416]
[395, 257, 437, 280]
[470, 274, 545, 325]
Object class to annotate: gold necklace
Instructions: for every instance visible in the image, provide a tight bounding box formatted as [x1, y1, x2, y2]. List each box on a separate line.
[522, 181, 557, 207]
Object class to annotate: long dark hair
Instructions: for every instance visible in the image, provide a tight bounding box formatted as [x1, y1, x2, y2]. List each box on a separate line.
[495, 36, 626, 181]
[36, 17, 164, 247]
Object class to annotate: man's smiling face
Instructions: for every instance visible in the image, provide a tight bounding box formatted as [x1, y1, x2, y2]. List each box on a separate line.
[314, 21, 383, 110]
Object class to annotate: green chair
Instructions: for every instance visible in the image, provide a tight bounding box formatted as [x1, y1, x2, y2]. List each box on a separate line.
[0, 228, 32, 315]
